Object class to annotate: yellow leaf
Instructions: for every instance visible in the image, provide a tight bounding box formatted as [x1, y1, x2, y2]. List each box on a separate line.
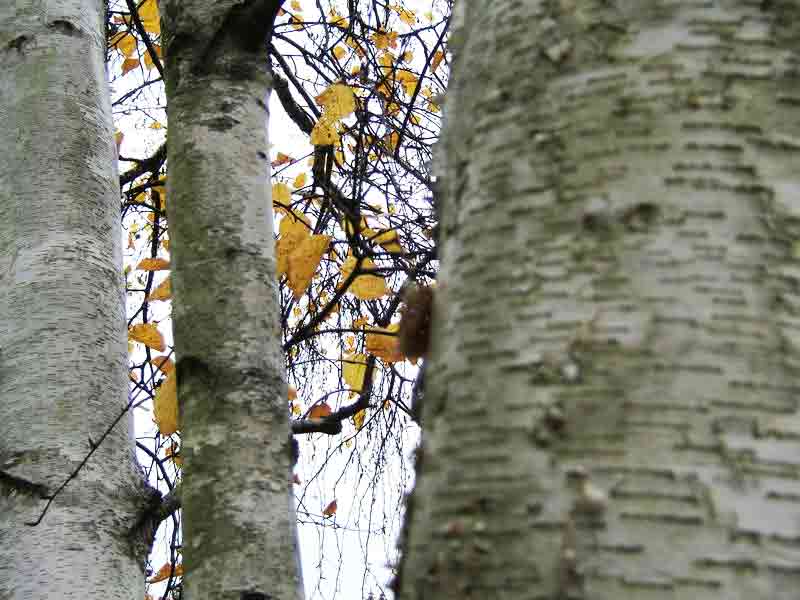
[272, 152, 293, 167]
[143, 44, 162, 70]
[315, 83, 356, 120]
[129, 323, 165, 352]
[322, 499, 337, 517]
[147, 277, 172, 301]
[293, 173, 307, 189]
[353, 409, 366, 430]
[148, 562, 183, 584]
[432, 49, 445, 71]
[352, 317, 368, 329]
[136, 257, 170, 271]
[328, 9, 349, 29]
[365, 324, 402, 363]
[291, 0, 302, 10]
[111, 31, 136, 58]
[121, 57, 140, 75]
[138, 0, 161, 35]
[401, 50, 413, 62]
[151, 356, 175, 375]
[153, 374, 178, 435]
[287, 235, 330, 299]
[114, 130, 124, 152]
[339, 255, 389, 300]
[371, 29, 398, 49]
[384, 131, 400, 153]
[342, 353, 369, 392]
[333, 46, 346, 61]
[288, 385, 297, 402]
[276, 218, 310, 277]
[310, 118, 339, 146]
[272, 182, 291, 204]
[391, 5, 416, 26]
[149, 121, 163, 130]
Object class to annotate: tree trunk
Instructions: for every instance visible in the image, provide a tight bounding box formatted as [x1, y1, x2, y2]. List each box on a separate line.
[398, 2, 800, 599]
[160, 2, 303, 598]
[0, 1, 147, 599]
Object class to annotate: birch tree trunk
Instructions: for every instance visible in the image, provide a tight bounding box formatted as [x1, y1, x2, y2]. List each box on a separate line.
[0, 1, 147, 599]
[398, 2, 800, 599]
[160, 2, 303, 598]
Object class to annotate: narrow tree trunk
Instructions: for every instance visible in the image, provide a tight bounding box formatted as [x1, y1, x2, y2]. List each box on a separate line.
[0, 1, 147, 598]
[160, 2, 303, 598]
[399, 2, 800, 599]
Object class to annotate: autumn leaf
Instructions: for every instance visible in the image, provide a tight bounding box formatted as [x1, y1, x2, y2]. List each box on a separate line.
[110, 31, 137, 58]
[339, 255, 389, 300]
[315, 83, 356, 120]
[310, 118, 339, 146]
[114, 130, 124, 152]
[342, 353, 369, 392]
[271, 152, 293, 167]
[143, 44, 162, 70]
[431, 49, 445, 71]
[293, 173, 307, 189]
[309, 402, 332, 420]
[153, 374, 178, 435]
[129, 323, 165, 352]
[287, 235, 330, 298]
[148, 562, 183, 584]
[272, 182, 291, 204]
[151, 355, 175, 375]
[288, 385, 297, 402]
[136, 257, 170, 271]
[121, 57, 139, 75]
[371, 29, 398, 49]
[365, 324, 402, 363]
[138, 0, 161, 35]
[332, 46, 347, 61]
[391, 5, 417, 26]
[353, 409, 366, 430]
[291, 0, 302, 10]
[322, 499, 338, 517]
[276, 217, 310, 277]
[147, 277, 171, 301]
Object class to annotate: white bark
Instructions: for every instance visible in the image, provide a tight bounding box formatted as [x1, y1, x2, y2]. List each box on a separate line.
[160, 2, 303, 599]
[399, 2, 800, 599]
[0, 1, 147, 599]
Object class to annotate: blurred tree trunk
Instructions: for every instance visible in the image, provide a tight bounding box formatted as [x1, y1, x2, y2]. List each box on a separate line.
[160, 2, 304, 599]
[0, 1, 147, 599]
[398, 2, 800, 599]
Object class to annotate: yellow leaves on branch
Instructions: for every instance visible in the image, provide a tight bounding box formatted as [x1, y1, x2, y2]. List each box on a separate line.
[129, 323, 165, 352]
[154, 373, 179, 436]
[371, 29, 398, 49]
[339, 255, 389, 300]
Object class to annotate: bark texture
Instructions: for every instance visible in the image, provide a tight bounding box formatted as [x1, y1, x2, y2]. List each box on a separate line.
[0, 1, 146, 599]
[160, 2, 303, 599]
[399, 1, 800, 599]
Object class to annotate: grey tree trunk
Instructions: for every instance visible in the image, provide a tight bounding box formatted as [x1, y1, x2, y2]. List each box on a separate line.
[0, 1, 147, 599]
[398, 2, 800, 599]
[160, 2, 303, 599]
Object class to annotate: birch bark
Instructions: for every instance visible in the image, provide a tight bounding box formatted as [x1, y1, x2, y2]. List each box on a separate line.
[0, 1, 146, 598]
[160, 2, 303, 598]
[399, 2, 800, 598]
